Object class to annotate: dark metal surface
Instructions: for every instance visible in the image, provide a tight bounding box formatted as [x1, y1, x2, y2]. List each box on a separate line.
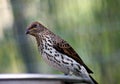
[0, 74, 90, 84]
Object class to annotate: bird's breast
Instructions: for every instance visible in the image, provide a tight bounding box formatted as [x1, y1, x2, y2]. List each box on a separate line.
[38, 35, 83, 75]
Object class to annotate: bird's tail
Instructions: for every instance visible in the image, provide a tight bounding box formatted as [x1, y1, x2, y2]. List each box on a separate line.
[89, 75, 98, 84]
[80, 73, 98, 84]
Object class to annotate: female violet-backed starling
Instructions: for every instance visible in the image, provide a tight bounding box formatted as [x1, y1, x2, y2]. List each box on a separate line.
[26, 21, 98, 84]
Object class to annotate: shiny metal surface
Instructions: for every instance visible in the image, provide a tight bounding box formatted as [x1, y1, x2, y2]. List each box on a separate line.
[0, 74, 91, 84]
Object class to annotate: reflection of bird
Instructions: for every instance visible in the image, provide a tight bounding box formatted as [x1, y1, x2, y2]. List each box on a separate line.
[26, 21, 98, 84]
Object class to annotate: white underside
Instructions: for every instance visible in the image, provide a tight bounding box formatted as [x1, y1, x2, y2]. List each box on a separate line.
[40, 35, 89, 76]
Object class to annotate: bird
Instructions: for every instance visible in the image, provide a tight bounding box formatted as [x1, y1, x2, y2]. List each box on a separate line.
[26, 21, 98, 84]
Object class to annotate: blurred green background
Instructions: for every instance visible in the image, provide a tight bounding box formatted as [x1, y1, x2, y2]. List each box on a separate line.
[0, 0, 120, 84]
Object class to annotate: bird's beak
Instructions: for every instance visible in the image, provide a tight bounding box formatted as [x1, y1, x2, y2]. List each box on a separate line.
[25, 29, 36, 36]
[26, 29, 30, 34]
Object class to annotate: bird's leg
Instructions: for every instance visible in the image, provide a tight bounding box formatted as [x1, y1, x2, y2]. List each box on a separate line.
[64, 73, 68, 75]
[69, 71, 73, 76]
[64, 72, 74, 84]
[64, 71, 73, 76]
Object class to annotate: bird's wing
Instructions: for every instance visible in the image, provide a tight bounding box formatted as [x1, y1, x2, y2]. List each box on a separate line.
[53, 36, 93, 73]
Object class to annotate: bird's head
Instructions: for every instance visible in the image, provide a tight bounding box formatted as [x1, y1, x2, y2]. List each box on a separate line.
[26, 21, 45, 37]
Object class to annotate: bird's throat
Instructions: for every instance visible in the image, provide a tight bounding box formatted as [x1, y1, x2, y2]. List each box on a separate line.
[36, 36, 41, 46]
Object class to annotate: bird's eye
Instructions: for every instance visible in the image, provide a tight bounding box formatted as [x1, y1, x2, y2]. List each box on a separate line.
[32, 24, 38, 28]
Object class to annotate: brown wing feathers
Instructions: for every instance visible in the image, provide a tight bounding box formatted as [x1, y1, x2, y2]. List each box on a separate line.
[53, 36, 93, 73]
